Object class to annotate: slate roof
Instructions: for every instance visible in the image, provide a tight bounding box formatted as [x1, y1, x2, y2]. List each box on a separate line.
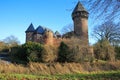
[35, 25, 53, 34]
[25, 23, 35, 32]
[35, 26, 45, 34]
[72, 1, 88, 14]
[26, 23, 53, 34]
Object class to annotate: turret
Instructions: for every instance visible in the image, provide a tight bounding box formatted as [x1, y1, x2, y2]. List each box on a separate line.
[72, 1, 89, 44]
[72, 1, 88, 20]
[44, 29, 53, 45]
[25, 23, 35, 42]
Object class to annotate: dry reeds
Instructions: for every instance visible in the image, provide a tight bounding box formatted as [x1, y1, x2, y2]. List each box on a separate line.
[0, 60, 120, 75]
[0, 61, 29, 74]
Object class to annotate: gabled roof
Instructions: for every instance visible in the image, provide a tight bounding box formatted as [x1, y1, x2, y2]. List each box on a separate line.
[26, 23, 53, 34]
[72, 1, 88, 14]
[25, 23, 35, 32]
[55, 31, 61, 36]
[35, 25, 45, 34]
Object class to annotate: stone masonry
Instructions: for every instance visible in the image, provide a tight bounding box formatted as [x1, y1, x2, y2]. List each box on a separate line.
[25, 1, 89, 46]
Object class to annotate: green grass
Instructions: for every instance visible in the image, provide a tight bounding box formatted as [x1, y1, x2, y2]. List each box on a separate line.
[0, 71, 120, 80]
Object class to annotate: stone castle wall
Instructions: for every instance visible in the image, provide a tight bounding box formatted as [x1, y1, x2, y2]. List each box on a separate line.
[26, 32, 34, 42]
[33, 34, 43, 43]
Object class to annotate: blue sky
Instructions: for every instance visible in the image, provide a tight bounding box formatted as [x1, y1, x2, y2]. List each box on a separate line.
[0, 0, 94, 44]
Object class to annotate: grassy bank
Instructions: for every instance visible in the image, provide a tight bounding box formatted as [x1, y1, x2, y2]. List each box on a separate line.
[0, 60, 120, 79]
[0, 61, 120, 75]
[0, 71, 120, 80]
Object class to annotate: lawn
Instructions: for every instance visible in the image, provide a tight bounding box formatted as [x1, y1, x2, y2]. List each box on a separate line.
[0, 71, 120, 80]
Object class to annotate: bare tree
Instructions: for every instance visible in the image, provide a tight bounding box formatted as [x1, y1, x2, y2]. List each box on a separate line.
[64, 0, 120, 34]
[67, 0, 120, 26]
[62, 0, 120, 44]
[3, 35, 20, 46]
[93, 21, 120, 45]
[61, 23, 74, 34]
[86, 0, 120, 25]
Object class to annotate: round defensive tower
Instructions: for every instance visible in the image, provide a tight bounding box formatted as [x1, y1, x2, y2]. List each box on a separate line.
[72, 1, 89, 44]
[44, 29, 53, 45]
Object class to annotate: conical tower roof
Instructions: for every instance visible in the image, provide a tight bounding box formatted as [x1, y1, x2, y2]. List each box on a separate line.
[72, 1, 88, 14]
[25, 23, 35, 32]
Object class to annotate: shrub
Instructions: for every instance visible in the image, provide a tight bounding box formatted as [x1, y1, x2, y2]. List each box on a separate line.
[0, 42, 9, 52]
[68, 45, 93, 62]
[94, 40, 115, 61]
[10, 45, 27, 61]
[11, 42, 43, 62]
[115, 46, 120, 60]
[28, 51, 39, 62]
[11, 42, 58, 63]
[23, 42, 44, 62]
[58, 42, 70, 62]
[63, 37, 93, 62]
[41, 45, 57, 63]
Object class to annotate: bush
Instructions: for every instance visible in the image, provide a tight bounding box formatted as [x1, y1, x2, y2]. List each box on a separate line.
[63, 37, 93, 63]
[22, 42, 43, 62]
[68, 45, 93, 62]
[11, 42, 43, 62]
[0, 42, 9, 52]
[10, 45, 27, 62]
[10, 42, 58, 63]
[94, 40, 115, 61]
[115, 46, 120, 60]
[41, 45, 57, 63]
[58, 42, 70, 62]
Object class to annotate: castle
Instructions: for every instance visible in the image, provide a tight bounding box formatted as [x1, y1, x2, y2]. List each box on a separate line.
[25, 1, 89, 45]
